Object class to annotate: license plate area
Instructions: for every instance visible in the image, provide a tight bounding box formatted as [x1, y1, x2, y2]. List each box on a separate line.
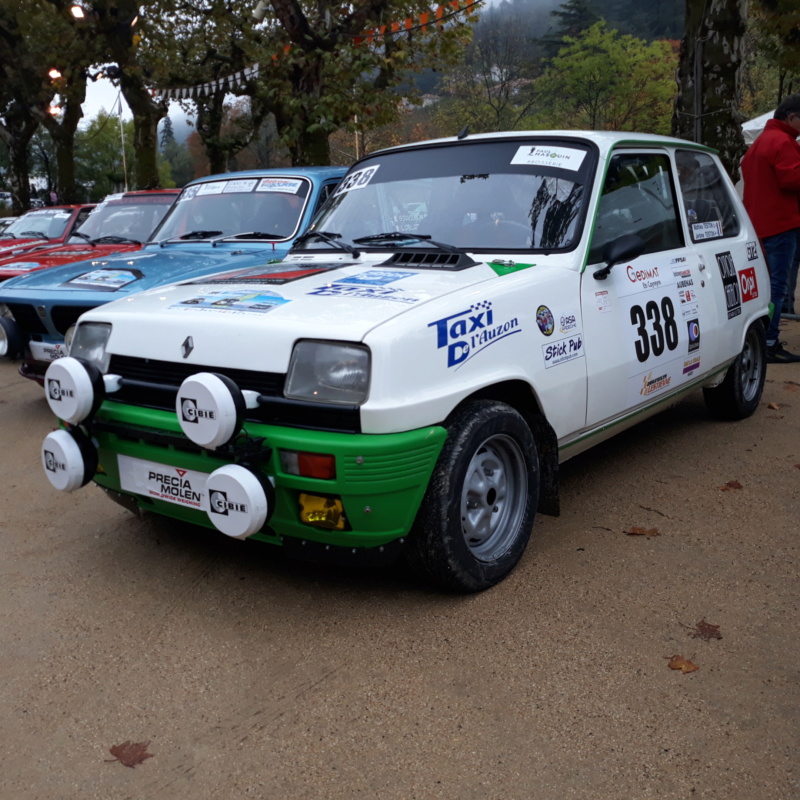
[118, 454, 209, 511]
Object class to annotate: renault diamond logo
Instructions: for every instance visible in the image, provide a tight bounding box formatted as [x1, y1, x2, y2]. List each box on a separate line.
[181, 336, 194, 358]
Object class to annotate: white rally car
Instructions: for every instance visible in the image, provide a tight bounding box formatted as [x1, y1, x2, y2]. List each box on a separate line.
[38, 132, 771, 592]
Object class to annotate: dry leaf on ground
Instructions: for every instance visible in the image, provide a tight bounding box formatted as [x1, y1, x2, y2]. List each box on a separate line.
[690, 619, 722, 641]
[665, 655, 699, 674]
[767, 402, 780, 410]
[719, 480, 743, 491]
[624, 526, 659, 536]
[106, 740, 154, 768]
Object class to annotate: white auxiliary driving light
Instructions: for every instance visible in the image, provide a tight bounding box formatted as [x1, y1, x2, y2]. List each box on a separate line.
[44, 357, 104, 424]
[41, 428, 98, 492]
[176, 372, 246, 449]
[205, 464, 274, 539]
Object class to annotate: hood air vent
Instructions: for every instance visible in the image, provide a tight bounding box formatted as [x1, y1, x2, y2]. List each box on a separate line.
[381, 250, 477, 270]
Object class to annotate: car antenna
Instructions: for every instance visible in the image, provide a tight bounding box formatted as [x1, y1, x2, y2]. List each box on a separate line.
[457, 126, 469, 140]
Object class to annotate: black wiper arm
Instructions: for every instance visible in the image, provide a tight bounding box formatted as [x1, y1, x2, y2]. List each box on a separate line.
[293, 230, 360, 257]
[353, 230, 460, 253]
[225, 231, 283, 240]
[70, 231, 96, 246]
[179, 230, 223, 240]
[19, 230, 49, 240]
[91, 235, 141, 245]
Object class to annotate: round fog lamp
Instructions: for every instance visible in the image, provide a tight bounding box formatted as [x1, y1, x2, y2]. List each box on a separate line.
[44, 357, 104, 424]
[176, 372, 245, 449]
[41, 428, 98, 492]
[205, 464, 273, 539]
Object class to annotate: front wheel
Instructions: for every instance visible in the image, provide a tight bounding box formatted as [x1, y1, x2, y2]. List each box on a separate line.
[405, 400, 539, 593]
[703, 321, 766, 420]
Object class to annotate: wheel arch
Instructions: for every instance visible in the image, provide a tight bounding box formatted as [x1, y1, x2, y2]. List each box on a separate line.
[448, 379, 560, 517]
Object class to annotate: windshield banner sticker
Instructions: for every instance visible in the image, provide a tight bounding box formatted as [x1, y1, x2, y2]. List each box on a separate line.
[171, 289, 289, 314]
[692, 221, 723, 240]
[333, 165, 380, 196]
[222, 179, 258, 193]
[429, 300, 521, 369]
[196, 181, 227, 196]
[511, 145, 586, 171]
[256, 178, 304, 194]
[65, 269, 143, 290]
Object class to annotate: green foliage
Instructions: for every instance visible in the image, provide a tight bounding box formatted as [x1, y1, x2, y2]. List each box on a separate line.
[531, 22, 677, 134]
[74, 112, 136, 199]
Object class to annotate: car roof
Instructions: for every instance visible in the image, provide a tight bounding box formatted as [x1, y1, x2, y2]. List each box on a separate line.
[185, 166, 348, 187]
[366, 130, 718, 161]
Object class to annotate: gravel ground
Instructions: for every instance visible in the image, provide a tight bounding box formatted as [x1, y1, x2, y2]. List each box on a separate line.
[1, 321, 798, 800]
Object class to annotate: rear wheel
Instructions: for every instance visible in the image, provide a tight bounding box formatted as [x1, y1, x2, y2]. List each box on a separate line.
[405, 400, 539, 593]
[703, 322, 766, 420]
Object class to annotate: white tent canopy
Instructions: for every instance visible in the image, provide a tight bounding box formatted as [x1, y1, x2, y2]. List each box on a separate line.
[742, 110, 774, 145]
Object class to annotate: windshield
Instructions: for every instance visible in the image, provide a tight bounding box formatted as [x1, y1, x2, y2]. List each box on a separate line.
[152, 176, 311, 243]
[71, 195, 176, 243]
[3, 208, 73, 239]
[303, 139, 594, 252]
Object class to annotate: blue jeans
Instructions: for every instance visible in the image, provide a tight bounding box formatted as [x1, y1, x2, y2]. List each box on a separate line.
[762, 229, 799, 343]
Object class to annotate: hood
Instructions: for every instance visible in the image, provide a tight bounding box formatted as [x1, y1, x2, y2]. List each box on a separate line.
[0, 240, 294, 297]
[0, 238, 51, 257]
[0, 243, 141, 279]
[85, 255, 501, 372]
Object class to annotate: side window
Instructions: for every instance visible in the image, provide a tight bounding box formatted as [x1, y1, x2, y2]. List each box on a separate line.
[313, 181, 339, 215]
[72, 208, 92, 231]
[589, 153, 683, 263]
[675, 150, 741, 242]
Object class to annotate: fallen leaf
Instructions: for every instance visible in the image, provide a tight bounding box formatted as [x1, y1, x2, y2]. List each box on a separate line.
[784, 381, 800, 391]
[767, 402, 780, 410]
[665, 654, 699, 674]
[106, 741, 154, 768]
[690, 619, 722, 641]
[794, 464, 800, 470]
[719, 480, 743, 491]
[624, 526, 659, 536]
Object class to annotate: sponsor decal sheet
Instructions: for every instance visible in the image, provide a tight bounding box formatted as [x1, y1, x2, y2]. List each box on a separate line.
[617, 258, 705, 407]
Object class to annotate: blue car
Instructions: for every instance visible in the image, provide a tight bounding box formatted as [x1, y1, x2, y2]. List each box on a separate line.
[0, 167, 345, 382]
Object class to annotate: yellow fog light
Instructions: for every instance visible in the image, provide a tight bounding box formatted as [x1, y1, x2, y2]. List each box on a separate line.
[298, 493, 346, 531]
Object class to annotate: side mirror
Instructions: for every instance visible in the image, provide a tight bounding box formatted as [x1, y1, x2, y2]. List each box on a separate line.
[593, 234, 647, 280]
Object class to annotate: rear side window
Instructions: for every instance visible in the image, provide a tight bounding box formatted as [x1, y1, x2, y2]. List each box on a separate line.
[589, 153, 683, 263]
[675, 150, 741, 242]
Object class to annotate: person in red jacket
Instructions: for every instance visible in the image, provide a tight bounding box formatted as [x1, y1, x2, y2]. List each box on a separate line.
[741, 94, 800, 363]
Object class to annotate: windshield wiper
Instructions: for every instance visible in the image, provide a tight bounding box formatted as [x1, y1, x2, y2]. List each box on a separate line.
[293, 230, 360, 257]
[70, 231, 96, 246]
[18, 230, 50, 240]
[179, 230, 223, 240]
[91, 235, 141, 245]
[353, 231, 461, 253]
[224, 231, 283, 241]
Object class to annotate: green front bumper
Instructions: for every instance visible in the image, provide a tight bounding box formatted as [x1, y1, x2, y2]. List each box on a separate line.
[91, 401, 447, 550]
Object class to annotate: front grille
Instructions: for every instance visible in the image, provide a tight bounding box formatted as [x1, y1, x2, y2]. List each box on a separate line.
[6, 303, 47, 334]
[51, 305, 95, 334]
[107, 354, 360, 433]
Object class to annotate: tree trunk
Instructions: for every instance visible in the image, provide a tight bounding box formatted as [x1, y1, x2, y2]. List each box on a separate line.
[0, 115, 37, 213]
[672, 0, 748, 180]
[39, 93, 84, 203]
[196, 93, 229, 175]
[120, 77, 167, 189]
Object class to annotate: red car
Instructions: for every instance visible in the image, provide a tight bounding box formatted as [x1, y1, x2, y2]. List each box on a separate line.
[0, 191, 179, 280]
[0, 205, 95, 259]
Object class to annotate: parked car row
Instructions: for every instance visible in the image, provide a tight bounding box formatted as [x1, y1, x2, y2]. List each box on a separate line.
[4, 132, 773, 592]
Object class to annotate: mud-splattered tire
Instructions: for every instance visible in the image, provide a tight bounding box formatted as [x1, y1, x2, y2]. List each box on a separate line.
[405, 400, 539, 593]
[703, 322, 766, 420]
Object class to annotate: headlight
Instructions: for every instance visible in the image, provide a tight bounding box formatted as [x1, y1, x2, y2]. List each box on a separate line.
[68, 322, 112, 372]
[285, 341, 370, 405]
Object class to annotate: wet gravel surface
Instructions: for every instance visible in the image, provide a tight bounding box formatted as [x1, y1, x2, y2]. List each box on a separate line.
[1, 324, 798, 799]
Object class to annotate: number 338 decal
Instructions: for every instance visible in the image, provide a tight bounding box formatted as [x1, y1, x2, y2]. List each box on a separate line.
[630, 296, 679, 362]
